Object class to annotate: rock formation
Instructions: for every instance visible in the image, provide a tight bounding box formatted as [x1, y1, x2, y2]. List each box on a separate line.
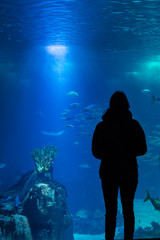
[0, 145, 73, 240]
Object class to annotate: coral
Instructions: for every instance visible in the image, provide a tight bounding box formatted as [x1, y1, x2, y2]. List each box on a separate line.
[31, 145, 58, 174]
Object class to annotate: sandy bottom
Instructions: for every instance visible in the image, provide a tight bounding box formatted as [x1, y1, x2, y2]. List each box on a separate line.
[74, 198, 160, 240]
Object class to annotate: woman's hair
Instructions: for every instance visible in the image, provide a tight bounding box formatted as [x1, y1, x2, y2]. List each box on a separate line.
[109, 91, 130, 110]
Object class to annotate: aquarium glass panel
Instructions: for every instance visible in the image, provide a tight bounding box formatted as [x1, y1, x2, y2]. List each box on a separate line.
[0, 0, 160, 239]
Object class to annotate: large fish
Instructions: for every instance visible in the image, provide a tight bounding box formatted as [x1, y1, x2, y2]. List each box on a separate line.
[41, 130, 65, 136]
[141, 89, 151, 93]
[67, 91, 79, 97]
[144, 190, 160, 211]
[0, 163, 6, 169]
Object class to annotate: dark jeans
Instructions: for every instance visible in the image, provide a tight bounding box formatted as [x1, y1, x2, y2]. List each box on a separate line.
[101, 178, 138, 240]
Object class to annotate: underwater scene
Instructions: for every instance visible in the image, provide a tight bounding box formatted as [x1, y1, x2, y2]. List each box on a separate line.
[1, 0, 160, 239]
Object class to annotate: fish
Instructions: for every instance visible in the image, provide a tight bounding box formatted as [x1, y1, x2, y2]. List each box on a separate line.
[0, 163, 6, 169]
[75, 129, 87, 136]
[126, 71, 139, 76]
[144, 190, 160, 211]
[67, 91, 79, 97]
[70, 103, 81, 109]
[61, 109, 70, 116]
[85, 115, 97, 120]
[152, 96, 160, 104]
[61, 117, 73, 121]
[41, 130, 65, 136]
[141, 89, 151, 93]
[83, 104, 97, 112]
[78, 164, 90, 168]
[64, 124, 74, 128]
[75, 132, 83, 137]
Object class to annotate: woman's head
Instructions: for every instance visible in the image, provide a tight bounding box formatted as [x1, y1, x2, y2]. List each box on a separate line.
[109, 91, 130, 110]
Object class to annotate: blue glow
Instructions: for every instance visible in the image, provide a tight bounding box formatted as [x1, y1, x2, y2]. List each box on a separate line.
[46, 45, 67, 58]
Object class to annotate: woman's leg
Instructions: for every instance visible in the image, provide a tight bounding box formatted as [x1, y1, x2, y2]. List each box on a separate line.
[102, 180, 119, 240]
[120, 180, 138, 240]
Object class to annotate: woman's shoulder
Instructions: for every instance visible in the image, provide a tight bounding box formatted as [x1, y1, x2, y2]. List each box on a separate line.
[95, 121, 104, 131]
[130, 119, 144, 133]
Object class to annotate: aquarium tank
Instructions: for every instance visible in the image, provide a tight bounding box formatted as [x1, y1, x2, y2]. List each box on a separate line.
[0, 0, 160, 239]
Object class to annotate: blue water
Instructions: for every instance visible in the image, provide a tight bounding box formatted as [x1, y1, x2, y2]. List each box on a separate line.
[1, 0, 160, 238]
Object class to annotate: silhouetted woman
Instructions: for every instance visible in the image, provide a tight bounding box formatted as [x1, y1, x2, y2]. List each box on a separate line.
[92, 91, 147, 240]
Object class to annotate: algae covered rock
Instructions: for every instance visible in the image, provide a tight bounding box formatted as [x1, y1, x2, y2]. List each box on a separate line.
[0, 214, 32, 240]
[0, 145, 73, 240]
[22, 181, 73, 240]
[31, 145, 58, 174]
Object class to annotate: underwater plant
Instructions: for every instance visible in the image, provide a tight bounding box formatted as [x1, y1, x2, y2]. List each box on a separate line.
[31, 145, 58, 174]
